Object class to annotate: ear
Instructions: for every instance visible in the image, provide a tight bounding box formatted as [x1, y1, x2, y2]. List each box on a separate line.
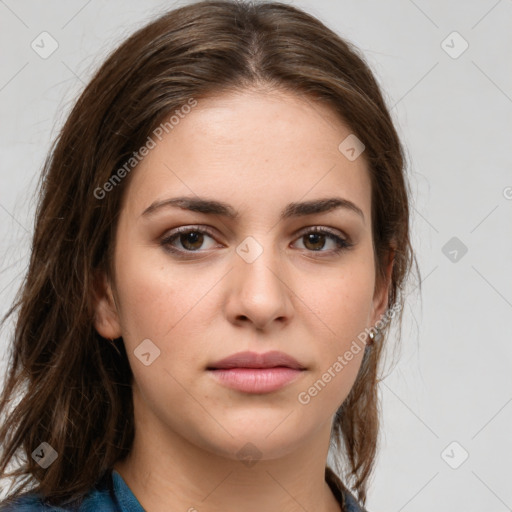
[91, 269, 122, 340]
[370, 247, 395, 326]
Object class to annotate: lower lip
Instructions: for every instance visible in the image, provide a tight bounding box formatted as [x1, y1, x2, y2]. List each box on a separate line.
[208, 367, 304, 393]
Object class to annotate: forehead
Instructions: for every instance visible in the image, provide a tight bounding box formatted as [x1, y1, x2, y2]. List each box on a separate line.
[122, 89, 372, 220]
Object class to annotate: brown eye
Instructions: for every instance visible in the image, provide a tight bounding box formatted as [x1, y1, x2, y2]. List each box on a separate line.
[302, 232, 328, 251]
[161, 227, 218, 255]
[179, 231, 205, 251]
[293, 227, 352, 255]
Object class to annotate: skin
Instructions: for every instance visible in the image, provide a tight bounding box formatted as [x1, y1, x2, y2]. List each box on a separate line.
[93, 88, 393, 512]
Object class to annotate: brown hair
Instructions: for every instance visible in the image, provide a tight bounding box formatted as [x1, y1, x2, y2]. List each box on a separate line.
[0, 0, 418, 507]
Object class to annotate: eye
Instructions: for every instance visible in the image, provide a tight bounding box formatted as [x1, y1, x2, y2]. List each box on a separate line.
[292, 227, 353, 255]
[160, 225, 353, 257]
[160, 226, 219, 255]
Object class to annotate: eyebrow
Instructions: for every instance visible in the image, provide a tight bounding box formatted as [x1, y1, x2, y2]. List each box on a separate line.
[141, 196, 365, 222]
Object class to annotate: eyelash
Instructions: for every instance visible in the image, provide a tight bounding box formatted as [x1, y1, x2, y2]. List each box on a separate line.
[160, 225, 353, 258]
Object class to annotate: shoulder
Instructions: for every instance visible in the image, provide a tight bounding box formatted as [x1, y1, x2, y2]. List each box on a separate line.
[324, 466, 371, 512]
[0, 491, 119, 512]
[0, 494, 69, 511]
[0, 473, 119, 512]
[343, 489, 371, 512]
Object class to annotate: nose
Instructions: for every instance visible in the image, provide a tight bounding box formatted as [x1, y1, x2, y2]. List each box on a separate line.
[223, 238, 294, 332]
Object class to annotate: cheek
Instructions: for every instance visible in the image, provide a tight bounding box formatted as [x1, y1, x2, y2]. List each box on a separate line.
[304, 257, 375, 341]
[113, 244, 222, 363]
[295, 253, 375, 401]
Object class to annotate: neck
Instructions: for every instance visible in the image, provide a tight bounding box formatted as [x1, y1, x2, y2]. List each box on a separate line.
[114, 389, 341, 512]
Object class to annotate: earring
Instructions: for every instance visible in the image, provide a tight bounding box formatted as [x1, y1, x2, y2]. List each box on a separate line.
[367, 328, 381, 346]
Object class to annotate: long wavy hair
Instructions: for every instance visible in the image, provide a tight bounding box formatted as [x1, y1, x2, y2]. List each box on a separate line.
[0, 0, 417, 507]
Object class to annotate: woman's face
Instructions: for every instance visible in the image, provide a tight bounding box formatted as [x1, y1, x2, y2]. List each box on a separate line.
[95, 88, 391, 461]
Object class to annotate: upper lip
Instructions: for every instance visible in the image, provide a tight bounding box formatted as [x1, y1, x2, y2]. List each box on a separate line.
[207, 350, 306, 370]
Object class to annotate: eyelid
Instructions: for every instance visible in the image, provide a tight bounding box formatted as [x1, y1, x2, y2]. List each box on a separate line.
[160, 225, 220, 249]
[291, 226, 353, 254]
[294, 224, 349, 241]
[160, 224, 353, 256]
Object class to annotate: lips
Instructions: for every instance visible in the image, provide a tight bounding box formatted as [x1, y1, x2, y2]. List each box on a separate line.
[206, 351, 306, 393]
[207, 350, 305, 370]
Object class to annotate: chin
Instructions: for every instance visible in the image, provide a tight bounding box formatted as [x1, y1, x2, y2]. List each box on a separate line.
[193, 418, 314, 463]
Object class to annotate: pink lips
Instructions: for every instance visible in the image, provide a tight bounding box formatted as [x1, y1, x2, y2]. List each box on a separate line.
[207, 350, 306, 394]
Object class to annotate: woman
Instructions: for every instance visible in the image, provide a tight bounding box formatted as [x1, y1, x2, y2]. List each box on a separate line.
[0, 1, 417, 510]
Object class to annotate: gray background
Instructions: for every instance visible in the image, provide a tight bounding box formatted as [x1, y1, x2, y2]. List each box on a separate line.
[1, 1, 511, 510]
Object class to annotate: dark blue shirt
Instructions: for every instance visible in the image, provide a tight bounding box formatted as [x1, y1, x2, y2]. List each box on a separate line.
[0, 468, 367, 511]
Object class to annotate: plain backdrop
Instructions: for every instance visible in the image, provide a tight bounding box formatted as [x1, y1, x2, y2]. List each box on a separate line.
[1, 1, 511, 510]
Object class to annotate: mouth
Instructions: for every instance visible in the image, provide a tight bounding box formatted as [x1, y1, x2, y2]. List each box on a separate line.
[206, 351, 306, 394]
